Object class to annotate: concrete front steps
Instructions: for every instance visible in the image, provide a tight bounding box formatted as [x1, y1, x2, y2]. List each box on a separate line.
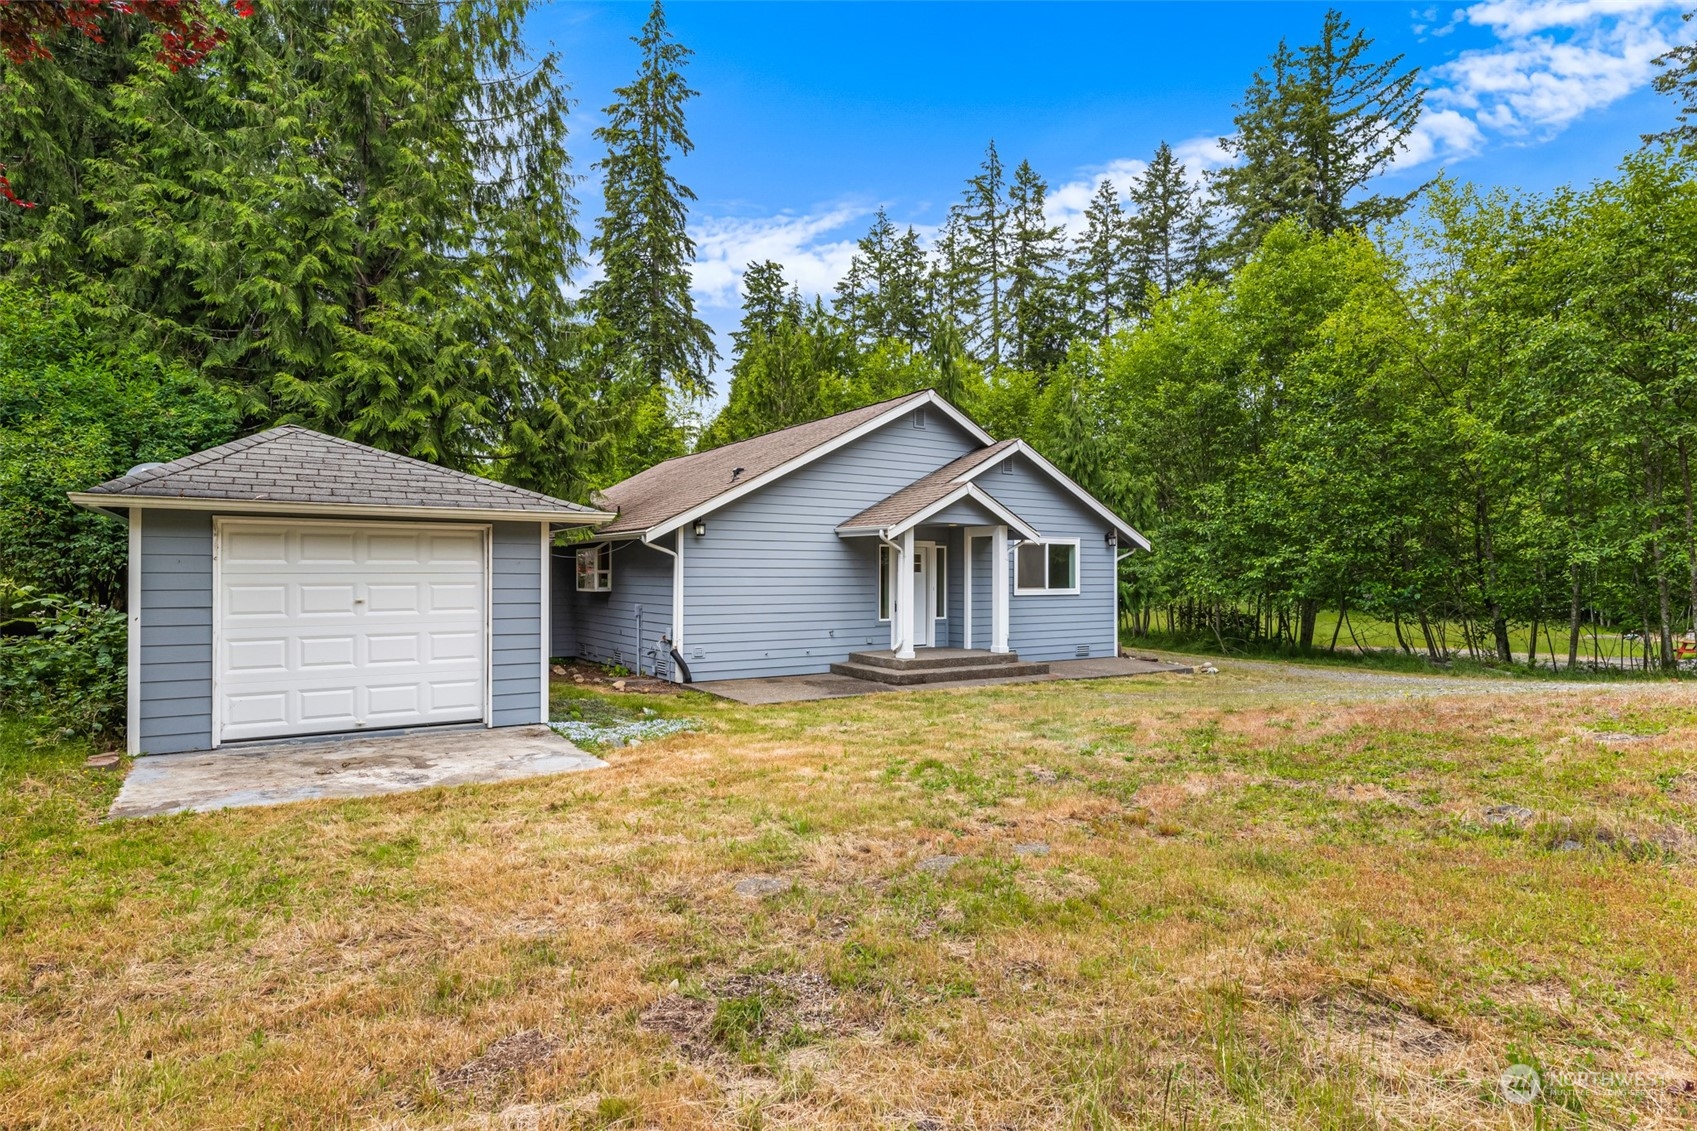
[829, 648, 1050, 687]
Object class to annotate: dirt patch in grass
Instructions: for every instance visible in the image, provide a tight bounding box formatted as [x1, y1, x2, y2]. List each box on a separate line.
[432, 1029, 561, 1102]
[1297, 995, 1465, 1064]
[640, 970, 844, 1064]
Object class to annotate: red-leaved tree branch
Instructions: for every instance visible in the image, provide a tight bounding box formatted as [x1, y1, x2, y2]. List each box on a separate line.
[0, 0, 251, 207]
[0, 0, 252, 71]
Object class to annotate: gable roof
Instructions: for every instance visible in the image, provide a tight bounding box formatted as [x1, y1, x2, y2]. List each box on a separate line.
[955, 440, 1152, 551]
[594, 389, 993, 538]
[836, 440, 1029, 534]
[70, 425, 611, 524]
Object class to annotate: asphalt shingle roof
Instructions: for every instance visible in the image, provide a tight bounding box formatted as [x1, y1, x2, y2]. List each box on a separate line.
[594, 390, 934, 535]
[77, 425, 607, 519]
[836, 440, 1019, 531]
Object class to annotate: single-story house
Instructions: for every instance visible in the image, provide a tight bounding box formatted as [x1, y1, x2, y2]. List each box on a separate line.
[560, 388, 1148, 683]
[73, 389, 1148, 756]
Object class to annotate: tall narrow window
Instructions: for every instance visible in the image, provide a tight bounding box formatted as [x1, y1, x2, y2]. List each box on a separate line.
[934, 545, 947, 617]
[576, 543, 612, 592]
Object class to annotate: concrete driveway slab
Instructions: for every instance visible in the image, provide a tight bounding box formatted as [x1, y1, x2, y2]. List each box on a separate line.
[110, 724, 606, 820]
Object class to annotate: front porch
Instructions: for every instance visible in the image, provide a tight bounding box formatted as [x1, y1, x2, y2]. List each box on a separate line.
[829, 647, 1049, 686]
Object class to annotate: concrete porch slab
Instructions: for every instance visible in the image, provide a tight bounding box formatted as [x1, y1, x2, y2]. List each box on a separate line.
[692, 655, 1192, 706]
[110, 724, 607, 820]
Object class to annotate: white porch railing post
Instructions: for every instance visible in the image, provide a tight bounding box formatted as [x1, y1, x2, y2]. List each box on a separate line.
[991, 524, 1010, 654]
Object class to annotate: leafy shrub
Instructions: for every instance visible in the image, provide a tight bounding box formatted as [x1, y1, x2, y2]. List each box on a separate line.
[0, 595, 127, 744]
[0, 282, 238, 604]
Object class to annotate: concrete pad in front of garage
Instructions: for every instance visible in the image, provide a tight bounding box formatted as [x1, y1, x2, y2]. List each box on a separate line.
[109, 724, 607, 820]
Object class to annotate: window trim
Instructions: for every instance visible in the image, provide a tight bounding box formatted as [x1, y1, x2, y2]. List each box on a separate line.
[575, 542, 613, 592]
[1013, 538, 1081, 596]
[933, 544, 947, 618]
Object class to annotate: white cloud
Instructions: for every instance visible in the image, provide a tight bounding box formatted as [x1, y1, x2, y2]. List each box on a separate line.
[1043, 136, 1230, 237]
[1427, 0, 1690, 143]
[689, 205, 870, 309]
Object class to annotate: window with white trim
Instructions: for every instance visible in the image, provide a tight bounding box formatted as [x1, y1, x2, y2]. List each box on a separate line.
[934, 545, 947, 617]
[576, 543, 612, 592]
[1014, 539, 1079, 595]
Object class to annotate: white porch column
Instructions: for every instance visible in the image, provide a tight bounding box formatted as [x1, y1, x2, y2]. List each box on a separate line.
[896, 529, 917, 659]
[991, 524, 1010, 654]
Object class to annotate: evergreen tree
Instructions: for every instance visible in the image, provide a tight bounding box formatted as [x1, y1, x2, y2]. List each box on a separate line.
[834, 208, 928, 348]
[951, 141, 1010, 368]
[732, 260, 801, 358]
[1069, 179, 1135, 339]
[1006, 159, 1071, 372]
[1648, 10, 1697, 148]
[586, 0, 717, 400]
[1212, 8, 1424, 260]
[1127, 142, 1217, 305]
[2, 0, 592, 493]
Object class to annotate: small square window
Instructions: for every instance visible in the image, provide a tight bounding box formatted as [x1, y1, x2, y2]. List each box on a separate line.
[576, 543, 612, 592]
[912, 408, 927, 429]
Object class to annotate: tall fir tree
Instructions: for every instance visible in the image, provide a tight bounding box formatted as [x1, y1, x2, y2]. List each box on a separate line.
[731, 260, 801, 358]
[951, 141, 1010, 368]
[1005, 159, 1070, 372]
[0, 0, 592, 494]
[834, 208, 929, 348]
[1127, 141, 1217, 306]
[1069, 178, 1135, 338]
[1212, 8, 1424, 261]
[586, 0, 717, 400]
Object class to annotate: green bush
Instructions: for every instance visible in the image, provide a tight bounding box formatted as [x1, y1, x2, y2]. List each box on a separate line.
[0, 282, 239, 605]
[0, 595, 127, 744]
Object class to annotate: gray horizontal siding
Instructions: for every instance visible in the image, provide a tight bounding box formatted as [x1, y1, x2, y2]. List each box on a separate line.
[136, 509, 214, 754]
[681, 411, 980, 680]
[490, 521, 545, 725]
[978, 455, 1118, 662]
[556, 537, 674, 677]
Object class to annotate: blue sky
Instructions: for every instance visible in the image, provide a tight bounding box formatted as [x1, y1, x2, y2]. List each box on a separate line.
[528, 0, 1696, 389]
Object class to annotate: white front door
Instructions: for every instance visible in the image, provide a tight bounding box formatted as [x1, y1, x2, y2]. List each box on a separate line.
[215, 519, 488, 743]
[911, 542, 938, 647]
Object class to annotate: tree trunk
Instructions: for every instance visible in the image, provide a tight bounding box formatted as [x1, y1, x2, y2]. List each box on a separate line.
[1297, 599, 1318, 650]
[1418, 610, 1440, 660]
[1567, 566, 1582, 670]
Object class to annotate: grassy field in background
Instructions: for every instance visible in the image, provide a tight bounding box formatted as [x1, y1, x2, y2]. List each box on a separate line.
[3, 660, 1696, 1128]
[1133, 611, 1666, 670]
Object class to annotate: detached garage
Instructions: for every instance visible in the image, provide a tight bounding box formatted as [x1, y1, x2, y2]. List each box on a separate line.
[70, 426, 611, 755]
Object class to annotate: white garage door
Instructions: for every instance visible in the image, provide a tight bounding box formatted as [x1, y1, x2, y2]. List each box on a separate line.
[216, 520, 487, 743]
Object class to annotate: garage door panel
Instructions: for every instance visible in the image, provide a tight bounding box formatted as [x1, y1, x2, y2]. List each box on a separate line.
[224, 531, 288, 564]
[225, 691, 290, 728]
[429, 533, 484, 563]
[299, 584, 356, 615]
[226, 585, 288, 617]
[367, 584, 421, 614]
[227, 638, 289, 673]
[367, 633, 421, 665]
[299, 532, 357, 563]
[217, 521, 488, 743]
[299, 635, 357, 669]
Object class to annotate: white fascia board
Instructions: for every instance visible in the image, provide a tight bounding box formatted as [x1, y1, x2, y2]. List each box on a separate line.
[67, 493, 613, 525]
[959, 441, 1151, 551]
[884, 483, 1043, 542]
[643, 391, 983, 540]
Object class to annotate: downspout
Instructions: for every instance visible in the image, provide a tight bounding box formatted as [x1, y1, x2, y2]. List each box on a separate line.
[643, 530, 691, 683]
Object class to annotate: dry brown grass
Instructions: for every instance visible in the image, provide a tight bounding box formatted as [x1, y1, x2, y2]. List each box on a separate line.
[2, 659, 1696, 1128]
